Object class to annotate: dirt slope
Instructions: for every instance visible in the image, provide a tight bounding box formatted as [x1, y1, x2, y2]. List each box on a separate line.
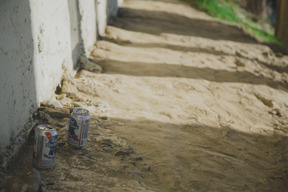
[1, 0, 288, 191]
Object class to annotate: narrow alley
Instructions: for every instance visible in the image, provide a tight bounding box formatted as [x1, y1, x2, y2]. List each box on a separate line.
[2, 0, 288, 191]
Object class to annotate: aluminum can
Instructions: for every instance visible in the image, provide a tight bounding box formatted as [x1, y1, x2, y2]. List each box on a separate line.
[68, 108, 90, 148]
[33, 124, 58, 168]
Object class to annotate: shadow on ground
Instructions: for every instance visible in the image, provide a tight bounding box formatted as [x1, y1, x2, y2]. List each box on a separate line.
[112, 6, 288, 55]
[103, 37, 235, 57]
[113, 8, 257, 44]
[92, 58, 287, 91]
[108, 117, 288, 191]
[103, 36, 288, 74]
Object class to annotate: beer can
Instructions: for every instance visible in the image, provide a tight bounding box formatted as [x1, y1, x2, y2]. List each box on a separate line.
[33, 124, 58, 168]
[68, 108, 90, 148]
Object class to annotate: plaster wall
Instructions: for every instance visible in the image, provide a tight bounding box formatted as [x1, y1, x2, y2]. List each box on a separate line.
[0, 0, 37, 167]
[68, 0, 82, 66]
[0, 0, 122, 169]
[97, 0, 108, 37]
[78, 0, 98, 55]
[97, 0, 122, 37]
[30, 0, 76, 104]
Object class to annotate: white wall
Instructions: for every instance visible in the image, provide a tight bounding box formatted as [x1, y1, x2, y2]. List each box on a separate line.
[97, 0, 108, 37]
[0, 0, 122, 169]
[68, 0, 82, 66]
[29, 0, 76, 104]
[78, 0, 98, 55]
[0, 0, 37, 168]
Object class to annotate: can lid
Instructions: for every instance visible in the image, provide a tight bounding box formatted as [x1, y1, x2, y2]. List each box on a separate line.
[37, 124, 56, 131]
[72, 108, 90, 116]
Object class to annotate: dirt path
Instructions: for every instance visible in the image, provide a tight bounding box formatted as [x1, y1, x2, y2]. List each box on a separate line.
[1, 0, 288, 191]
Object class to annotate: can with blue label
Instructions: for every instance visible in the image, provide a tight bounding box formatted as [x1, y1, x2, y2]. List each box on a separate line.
[68, 108, 90, 148]
[33, 124, 58, 169]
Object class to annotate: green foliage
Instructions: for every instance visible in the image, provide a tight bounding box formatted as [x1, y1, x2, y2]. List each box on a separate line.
[195, 0, 241, 23]
[179, 0, 280, 44]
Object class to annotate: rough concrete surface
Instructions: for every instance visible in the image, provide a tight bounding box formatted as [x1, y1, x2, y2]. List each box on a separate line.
[1, 0, 288, 191]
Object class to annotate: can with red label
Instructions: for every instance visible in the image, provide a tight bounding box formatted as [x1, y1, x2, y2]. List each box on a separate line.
[68, 108, 90, 148]
[33, 124, 58, 168]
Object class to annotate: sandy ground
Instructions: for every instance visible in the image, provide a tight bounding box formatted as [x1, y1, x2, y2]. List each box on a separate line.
[1, 0, 288, 191]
